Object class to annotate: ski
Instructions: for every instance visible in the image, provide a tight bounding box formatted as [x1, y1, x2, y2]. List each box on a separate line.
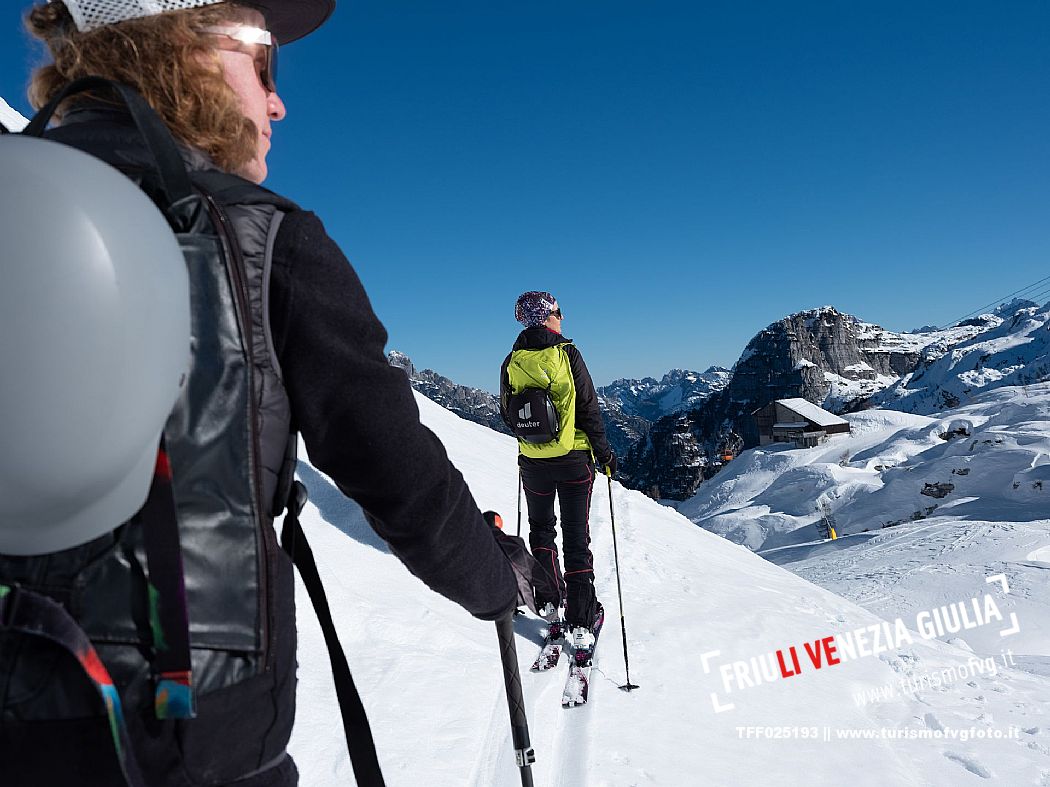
[561, 649, 593, 708]
[562, 607, 604, 708]
[531, 620, 565, 672]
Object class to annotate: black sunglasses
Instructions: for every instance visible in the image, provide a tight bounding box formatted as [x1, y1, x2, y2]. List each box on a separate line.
[260, 39, 278, 93]
[550, 308, 563, 319]
[204, 26, 279, 93]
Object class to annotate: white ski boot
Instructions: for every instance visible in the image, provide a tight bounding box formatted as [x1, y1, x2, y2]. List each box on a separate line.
[538, 602, 562, 623]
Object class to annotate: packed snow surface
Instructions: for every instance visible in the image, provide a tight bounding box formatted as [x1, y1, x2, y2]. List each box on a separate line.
[0, 96, 28, 131]
[290, 391, 1050, 785]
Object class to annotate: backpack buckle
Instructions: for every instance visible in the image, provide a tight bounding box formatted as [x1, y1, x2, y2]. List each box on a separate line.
[0, 583, 22, 629]
[290, 480, 308, 516]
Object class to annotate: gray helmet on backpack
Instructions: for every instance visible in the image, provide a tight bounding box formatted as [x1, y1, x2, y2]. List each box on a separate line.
[0, 136, 191, 555]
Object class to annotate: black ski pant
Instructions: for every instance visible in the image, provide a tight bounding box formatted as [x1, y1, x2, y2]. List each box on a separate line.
[519, 451, 597, 628]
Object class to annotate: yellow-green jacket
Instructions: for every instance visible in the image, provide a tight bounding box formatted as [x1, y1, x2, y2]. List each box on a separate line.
[499, 327, 613, 462]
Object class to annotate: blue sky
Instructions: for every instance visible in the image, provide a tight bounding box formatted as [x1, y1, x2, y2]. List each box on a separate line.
[3, 1, 1048, 392]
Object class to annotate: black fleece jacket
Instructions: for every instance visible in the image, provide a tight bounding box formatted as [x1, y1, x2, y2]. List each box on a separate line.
[499, 327, 613, 464]
[45, 107, 517, 621]
[270, 212, 517, 620]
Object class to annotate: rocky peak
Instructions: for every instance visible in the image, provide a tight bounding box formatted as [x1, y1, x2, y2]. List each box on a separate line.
[387, 350, 415, 377]
[387, 351, 510, 435]
[731, 306, 923, 415]
[622, 306, 985, 500]
[994, 298, 1039, 319]
[600, 366, 730, 421]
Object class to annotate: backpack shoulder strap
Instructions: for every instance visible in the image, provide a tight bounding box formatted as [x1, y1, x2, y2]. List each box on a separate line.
[0, 583, 149, 787]
[509, 349, 555, 391]
[281, 482, 387, 787]
[0, 445, 191, 787]
[191, 169, 300, 212]
[24, 77, 195, 226]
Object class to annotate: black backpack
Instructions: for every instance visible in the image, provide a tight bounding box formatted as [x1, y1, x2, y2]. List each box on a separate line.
[0, 78, 385, 787]
[507, 386, 561, 444]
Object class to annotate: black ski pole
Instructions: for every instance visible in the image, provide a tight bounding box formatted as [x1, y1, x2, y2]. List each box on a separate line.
[516, 468, 522, 537]
[513, 473, 526, 615]
[606, 470, 640, 692]
[496, 616, 535, 787]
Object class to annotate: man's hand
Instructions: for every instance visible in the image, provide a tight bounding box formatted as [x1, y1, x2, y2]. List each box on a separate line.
[484, 511, 539, 616]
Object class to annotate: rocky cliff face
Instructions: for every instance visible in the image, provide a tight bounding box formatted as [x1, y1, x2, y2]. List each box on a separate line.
[388, 351, 510, 435]
[622, 306, 987, 500]
[725, 307, 956, 440]
[597, 397, 651, 459]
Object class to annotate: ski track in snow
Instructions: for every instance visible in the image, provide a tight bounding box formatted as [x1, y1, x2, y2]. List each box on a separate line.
[944, 750, 993, 779]
[520, 477, 617, 787]
[466, 668, 516, 787]
[777, 518, 1050, 658]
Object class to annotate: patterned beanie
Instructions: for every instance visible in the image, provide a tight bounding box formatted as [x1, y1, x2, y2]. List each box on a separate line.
[515, 291, 557, 327]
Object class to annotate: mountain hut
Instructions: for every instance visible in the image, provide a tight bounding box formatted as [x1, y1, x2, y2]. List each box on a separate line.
[751, 398, 851, 448]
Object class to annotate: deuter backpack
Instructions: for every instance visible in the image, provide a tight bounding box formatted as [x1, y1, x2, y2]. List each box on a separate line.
[507, 386, 561, 444]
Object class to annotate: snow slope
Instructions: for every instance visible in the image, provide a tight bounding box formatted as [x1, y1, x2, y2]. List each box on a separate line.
[0, 95, 28, 131]
[679, 384, 1050, 552]
[677, 408, 939, 550]
[289, 393, 1050, 785]
[837, 386, 1050, 533]
[765, 517, 1050, 664]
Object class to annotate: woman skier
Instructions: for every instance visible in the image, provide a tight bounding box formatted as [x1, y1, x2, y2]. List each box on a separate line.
[499, 291, 616, 650]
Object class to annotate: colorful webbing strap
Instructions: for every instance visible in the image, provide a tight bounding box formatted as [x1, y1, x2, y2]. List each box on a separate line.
[139, 442, 196, 720]
[0, 582, 147, 787]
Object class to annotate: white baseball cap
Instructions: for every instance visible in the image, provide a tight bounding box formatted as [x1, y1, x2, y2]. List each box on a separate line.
[55, 0, 334, 43]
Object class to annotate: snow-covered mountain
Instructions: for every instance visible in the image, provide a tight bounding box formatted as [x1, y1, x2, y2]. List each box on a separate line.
[599, 367, 731, 422]
[735, 306, 984, 417]
[622, 304, 1037, 500]
[598, 367, 730, 456]
[290, 390, 1050, 784]
[873, 302, 1050, 414]
[0, 95, 28, 131]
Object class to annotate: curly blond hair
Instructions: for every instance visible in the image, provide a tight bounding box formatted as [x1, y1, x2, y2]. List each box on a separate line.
[26, 1, 259, 173]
